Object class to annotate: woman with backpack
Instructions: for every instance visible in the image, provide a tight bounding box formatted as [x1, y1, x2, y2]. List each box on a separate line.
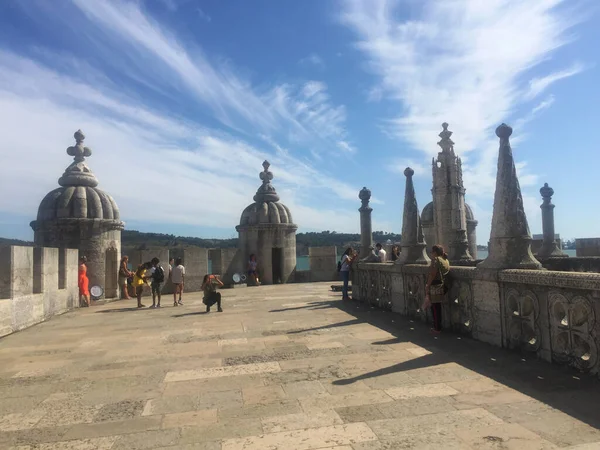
[149, 257, 165, 308]
[424, 244, 450, 334]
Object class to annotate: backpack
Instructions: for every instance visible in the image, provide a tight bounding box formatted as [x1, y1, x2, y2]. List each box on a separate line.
[153, 266, 165, 283]
[337, 261, 342, 272]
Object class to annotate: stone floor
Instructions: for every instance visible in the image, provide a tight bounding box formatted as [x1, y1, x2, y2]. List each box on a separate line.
[1, 282, 600, 450]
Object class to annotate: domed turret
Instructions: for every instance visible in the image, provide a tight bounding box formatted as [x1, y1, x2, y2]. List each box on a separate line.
[236, 161, 297, 285]
[30, 130, 124, 298]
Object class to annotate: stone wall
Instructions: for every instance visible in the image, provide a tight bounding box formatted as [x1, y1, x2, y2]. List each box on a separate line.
[539, 257, 600, 273]
[354, 262, 600, 376]
[0, 246, 79, 338]
[308, 246, 337, 282]
[576, 238, 600, 257]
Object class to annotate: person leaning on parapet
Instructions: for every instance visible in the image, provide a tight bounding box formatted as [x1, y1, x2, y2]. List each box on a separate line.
[423, 244, 450, 334]
[375, 243, 387, 262]
[148, 257, 165, 309]
[391, 245, 400, 262]
[201, 274, 224, 313]
[340, 247, 358, 301]
[171, 258, 186, 306]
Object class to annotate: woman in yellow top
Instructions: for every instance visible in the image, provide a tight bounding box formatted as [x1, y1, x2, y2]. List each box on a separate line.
[132, 262, 151, 308]
[425, 244, 450, 334]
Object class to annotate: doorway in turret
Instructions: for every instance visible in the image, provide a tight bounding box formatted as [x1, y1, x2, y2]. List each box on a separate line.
[272, 248, 283, 284]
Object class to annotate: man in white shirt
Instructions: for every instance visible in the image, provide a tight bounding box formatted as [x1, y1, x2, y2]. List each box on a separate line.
[171, 258, 185, 306]
[375, 243, 387, 262]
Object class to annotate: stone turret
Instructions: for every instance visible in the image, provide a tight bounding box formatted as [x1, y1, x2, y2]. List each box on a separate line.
[396, 168, 430, 265]
[478, 124, 541, 270]
[236, 161, 297, 284]
[30, 130, 124, 298]
[537, 183, 567, 258]
[421, 123, 476, 261]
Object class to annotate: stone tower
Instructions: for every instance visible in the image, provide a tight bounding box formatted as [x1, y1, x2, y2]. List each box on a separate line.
[421, 123, 476, 261]
[236, 161, 297, 285]
[30, 130, 124, 298]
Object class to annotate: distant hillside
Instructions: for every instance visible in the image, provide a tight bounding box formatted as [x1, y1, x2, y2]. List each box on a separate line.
[1, 230, 402, 256]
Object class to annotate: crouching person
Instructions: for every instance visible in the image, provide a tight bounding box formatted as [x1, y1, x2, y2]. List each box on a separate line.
[202, 274, 224, 313]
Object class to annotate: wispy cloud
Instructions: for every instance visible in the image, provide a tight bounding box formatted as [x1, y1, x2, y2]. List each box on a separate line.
[299, 53, 325, 68]
[527, 63, 584, 99]
[340, 0, 582, 232]
[196, 7, 211, 22]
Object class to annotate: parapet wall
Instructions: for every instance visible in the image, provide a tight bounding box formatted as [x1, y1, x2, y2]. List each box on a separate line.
[354, 262, 600, 377]
[576, 238, 600, 257]
[0, 246, 79, 338]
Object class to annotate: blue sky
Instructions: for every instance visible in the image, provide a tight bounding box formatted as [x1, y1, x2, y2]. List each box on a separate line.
[0, 0, 598, 244]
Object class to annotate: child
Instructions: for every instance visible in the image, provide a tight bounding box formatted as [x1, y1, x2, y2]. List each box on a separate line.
[132, 262, 151, 308]
[171, 258, 185, 306]
[149, 257, 165, 308]
[201, 274, 224, 313]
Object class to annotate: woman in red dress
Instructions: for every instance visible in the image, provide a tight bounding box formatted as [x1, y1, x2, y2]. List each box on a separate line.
[79, 256, 91, 307]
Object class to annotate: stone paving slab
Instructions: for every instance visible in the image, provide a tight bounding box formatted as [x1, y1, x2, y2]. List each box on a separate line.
[1, 282, 599, 449]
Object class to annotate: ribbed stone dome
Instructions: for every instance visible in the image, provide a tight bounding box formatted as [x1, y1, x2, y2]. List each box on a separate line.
[465, 203, 475, 221]
[36, 186, 120, 221]
[240, 201, 293, 226]
[421, 201, 434, 224]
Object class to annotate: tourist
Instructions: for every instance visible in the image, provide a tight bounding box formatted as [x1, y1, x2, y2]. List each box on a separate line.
[132, 262, 151, 308]
[78, 256, 91, 307]
[375, 243, 387, 262]
[148, 257, 165, 308]
[201, 274, 224, 313]
[247, 254, 260, 286]
[118, 255, 133, 300]
[391, 245, 400, 262]
[424, 244, 450, 334]
[171, 257, 185, 306]
[167, 257, 174, 283]
[340, 247, 358, 301]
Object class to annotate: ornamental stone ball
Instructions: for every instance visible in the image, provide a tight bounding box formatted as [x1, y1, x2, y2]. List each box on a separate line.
[496, 123, 513, 139]
[540, 182, 554, 199]
[359, 187, 371, 202]
[404, 167, 414, 177]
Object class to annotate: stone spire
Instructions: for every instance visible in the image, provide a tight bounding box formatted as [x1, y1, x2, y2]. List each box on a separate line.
[253, 160, 280, 203]
[437, 122, 455, 155]
[478, 124, 542, 269]
[396, 168, 430, 265]
[58, 130, 99, 187]
[358, 187, 378, 261]
[537, 183, 567, 258]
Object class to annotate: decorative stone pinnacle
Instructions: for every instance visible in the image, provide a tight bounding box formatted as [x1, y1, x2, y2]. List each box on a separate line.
[404, 167, 414, 177]
[540, 182, 554, 199]
[437, 122, 454, 153]
[58, 129, 98, 188]
[254, 160, 279, 203]
[496, 123, 513, 139]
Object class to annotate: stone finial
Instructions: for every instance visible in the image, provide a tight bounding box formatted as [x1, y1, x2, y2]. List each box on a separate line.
[358, 187, 377, 260]
[478, 124, 542, 269]
[537, 182, 567, 258]
[437, 122, 455, 154]
[58, 129, 99, 188]
[396, 167, 430, 265]
[253, 160, 280, 203]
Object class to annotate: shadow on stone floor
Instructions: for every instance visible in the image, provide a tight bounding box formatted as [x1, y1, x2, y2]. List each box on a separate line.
[292, 295, 600, 430]
[269, 303, 336, 313]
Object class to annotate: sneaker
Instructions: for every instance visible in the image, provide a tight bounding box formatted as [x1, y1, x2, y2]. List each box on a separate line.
[217, 307, 223, 313]
[156, 304, 161, 308]
[149, 305, 156, 309]
[173, 302, 178, 307]
[178, 300, 184, 305]
[206, 306, 210, 313]
[137, 304, 146, 308]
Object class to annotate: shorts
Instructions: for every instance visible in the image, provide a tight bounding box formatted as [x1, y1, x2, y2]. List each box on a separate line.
[118, 276, 128, 286]
[151, 282, 163, 295]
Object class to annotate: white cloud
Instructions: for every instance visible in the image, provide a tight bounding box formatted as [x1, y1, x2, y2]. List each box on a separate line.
[299, 53, 325, 68]
[387, 159, 429, 177]
[340, 0, 582, 242]
[0, 52, 362, 233]
[527, 63, 584, 99]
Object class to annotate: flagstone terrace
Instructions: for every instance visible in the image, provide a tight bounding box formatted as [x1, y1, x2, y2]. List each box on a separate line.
[1, 282, 599, 449]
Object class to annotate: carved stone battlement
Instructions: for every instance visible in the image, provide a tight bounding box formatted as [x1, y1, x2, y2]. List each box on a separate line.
[0, 245, 79, 337]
